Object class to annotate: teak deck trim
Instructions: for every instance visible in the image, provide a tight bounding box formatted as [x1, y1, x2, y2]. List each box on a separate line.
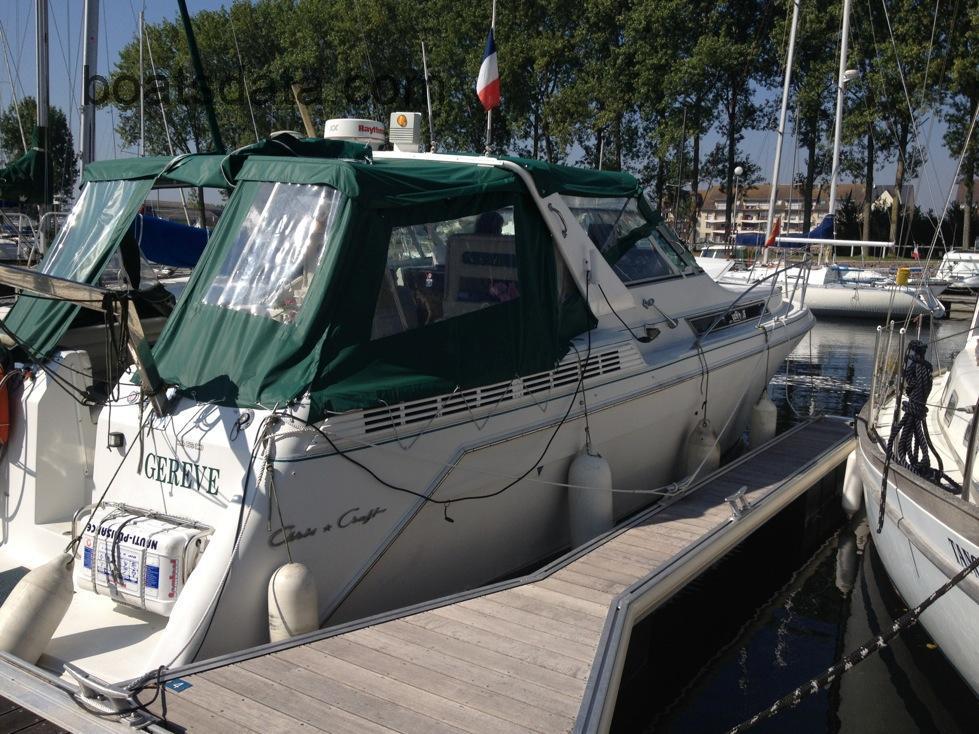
[0, 415, 855, 734]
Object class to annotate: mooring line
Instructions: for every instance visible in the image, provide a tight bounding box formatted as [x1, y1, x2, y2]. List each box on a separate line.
[727, 550, 979, 733]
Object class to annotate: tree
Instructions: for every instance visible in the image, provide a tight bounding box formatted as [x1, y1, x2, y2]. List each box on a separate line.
[843, 2, 896, 244]
[110, 4, 293, 154]
[835, 193, 861, 240]
[701, 143, 762, 191]
[694, 1, 779, 239]
[0, 97, 78, 200]
[943, 3, 979, 248]
[859, 0, 950, 247]
[626, 0, 719, 237]
[784, 0, 838, 234]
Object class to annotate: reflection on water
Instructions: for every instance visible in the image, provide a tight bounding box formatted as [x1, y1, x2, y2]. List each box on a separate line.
[614, 312, 978, 733]
[771, 316, 968, 424]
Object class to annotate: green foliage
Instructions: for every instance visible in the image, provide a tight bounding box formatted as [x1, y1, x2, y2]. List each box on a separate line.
[0, 97, 78, 199]
[106, 0, 750, 184]
[100, 0, 971, 245]
[942, 2, 979, 247]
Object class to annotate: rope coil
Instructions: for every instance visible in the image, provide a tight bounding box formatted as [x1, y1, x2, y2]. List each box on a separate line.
[877, 340, 960, 532]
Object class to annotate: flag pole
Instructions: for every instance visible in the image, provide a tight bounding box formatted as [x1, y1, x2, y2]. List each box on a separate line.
[484, 0, 496, 154]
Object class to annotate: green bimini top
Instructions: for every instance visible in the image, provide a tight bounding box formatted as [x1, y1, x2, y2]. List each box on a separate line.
[0, 131, 51, 204]
[3, 153, 230, 360]
[152, 153, 646, 419]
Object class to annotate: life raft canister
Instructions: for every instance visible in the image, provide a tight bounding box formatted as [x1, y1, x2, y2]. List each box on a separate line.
[0, 366, 10, 446]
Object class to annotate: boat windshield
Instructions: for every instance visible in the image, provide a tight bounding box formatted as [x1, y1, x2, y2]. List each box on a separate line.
[39, 179, 148, 281]
[202, 182, 346, 323]
[562, 196, 701, 285]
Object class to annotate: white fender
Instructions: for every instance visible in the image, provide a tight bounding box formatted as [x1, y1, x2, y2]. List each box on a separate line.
[841, 450, 863, 516]
[0, 554, 74, 663]
[268, 562, 319, 642]
[684, 420, 720, 477]
[567, 449, 613, 547]
[749, 391, 778, 448]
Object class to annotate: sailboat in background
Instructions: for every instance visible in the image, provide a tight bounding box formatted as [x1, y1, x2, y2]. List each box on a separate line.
[696, 0, 947, 320]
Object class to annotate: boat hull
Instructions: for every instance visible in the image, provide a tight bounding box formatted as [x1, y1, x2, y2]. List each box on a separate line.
[795, 285, 944, 319]
[857, 431, 979, 696]
[1, 304, 813, 680]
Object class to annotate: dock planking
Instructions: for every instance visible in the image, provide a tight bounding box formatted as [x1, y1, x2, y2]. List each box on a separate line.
[0, 696, 68, 734]
[147, 416, 854, 734]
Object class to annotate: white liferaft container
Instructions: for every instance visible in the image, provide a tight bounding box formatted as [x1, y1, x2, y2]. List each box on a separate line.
[74, 508, 210, 617]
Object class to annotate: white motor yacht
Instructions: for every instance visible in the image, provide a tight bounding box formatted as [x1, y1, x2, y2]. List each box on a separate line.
[0, 123, 814, 696]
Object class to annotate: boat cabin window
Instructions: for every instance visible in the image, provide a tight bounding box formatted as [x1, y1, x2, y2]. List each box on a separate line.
[945, 391, 958, 426]
[40, 179, 146, 281]
[563, 196, 700, 285]
[202, 182, 345, 323]
[656, 223, 700, 272]
[371, 207, 519, 340]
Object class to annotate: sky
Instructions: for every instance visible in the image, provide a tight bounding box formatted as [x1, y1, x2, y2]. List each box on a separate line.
[0, 0, 961, 211]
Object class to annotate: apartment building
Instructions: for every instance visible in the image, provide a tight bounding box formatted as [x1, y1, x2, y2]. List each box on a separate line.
[697, 183, 867, 243]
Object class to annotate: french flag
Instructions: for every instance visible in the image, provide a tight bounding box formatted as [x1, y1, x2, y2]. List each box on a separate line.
[476, 28, 500, 111]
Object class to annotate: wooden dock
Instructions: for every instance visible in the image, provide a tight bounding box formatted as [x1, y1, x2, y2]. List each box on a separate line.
[0, 695, 67, 734]
[0, 416, 855, 734]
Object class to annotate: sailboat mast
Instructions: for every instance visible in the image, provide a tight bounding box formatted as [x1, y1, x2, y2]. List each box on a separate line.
[484, 0, 496, 154]
[139, 9, 144, 156]
[176, 0, 224, 153]
[35, 0, 49, 208]
[35, 0, 48, 132]
[81, 0, 99, 168]
[828, 0, 853, 233]
[765, 0, 800, 240]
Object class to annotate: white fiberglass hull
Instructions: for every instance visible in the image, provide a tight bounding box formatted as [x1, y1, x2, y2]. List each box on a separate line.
[714, 266, 945, 319]
[857, 357, 979, 698]
[858, 448, 979, 696]
[797, 284, 944, 319]
[1, 300, 812, 682]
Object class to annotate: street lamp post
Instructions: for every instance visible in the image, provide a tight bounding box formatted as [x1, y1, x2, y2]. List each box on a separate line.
[732, 165, 744, 248]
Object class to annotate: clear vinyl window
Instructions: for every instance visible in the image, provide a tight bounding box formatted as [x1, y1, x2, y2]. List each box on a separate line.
[371, 207, 519, 340]
[40, 179, 146, 280]
[203, 182, 345, 323]
[563, 196, 700, 286]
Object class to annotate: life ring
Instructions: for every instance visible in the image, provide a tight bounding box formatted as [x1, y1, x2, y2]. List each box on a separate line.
[0, 366, 10, 446]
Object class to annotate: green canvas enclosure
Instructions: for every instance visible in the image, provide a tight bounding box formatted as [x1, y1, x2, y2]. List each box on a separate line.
[2, 154, 229, 360]
[82, 153, 233, 189]
[502, 156, 642, 199]
[0, 130, 52, 204]
[151, 155, 615, 417]
[1, 177, 157, 359]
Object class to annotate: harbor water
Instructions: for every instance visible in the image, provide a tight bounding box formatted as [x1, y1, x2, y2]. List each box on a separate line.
[613, 304, 979, 732]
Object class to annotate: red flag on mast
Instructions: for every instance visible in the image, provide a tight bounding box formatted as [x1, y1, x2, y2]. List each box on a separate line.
[765, 216, 782, 247]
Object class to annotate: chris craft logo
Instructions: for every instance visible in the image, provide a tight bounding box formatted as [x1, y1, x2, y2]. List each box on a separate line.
[269, 506, 388, 548]
[144, 453, 220, 495]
